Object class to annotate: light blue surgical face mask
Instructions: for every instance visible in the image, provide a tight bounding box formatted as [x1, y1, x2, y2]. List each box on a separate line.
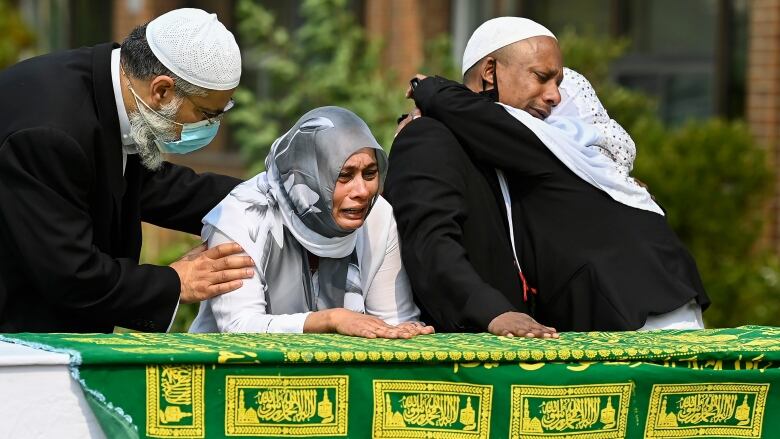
[155, 118, 220, 154]
[125, 78, 221, 154]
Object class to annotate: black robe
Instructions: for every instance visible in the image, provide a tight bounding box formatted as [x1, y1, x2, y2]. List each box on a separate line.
[0, 43, 240, 332]
[385, 117, 531, 332]
[412, 76, 710, 331]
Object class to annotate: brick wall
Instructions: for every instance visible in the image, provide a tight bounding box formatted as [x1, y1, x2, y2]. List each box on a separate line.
[747, 0, 780, 250]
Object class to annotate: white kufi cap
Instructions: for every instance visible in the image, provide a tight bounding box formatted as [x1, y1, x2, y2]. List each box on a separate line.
[462, 17, 556, 75]
[146, 8, 241, 90]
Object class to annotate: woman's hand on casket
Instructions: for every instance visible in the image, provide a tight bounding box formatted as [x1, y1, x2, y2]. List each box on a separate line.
[305, 309, 433, 339]
[395, 321, 435, 336]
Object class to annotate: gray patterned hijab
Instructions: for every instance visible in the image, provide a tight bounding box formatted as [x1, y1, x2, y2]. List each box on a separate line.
[268, 106, 388, 239]
[202, 106, 387, 313]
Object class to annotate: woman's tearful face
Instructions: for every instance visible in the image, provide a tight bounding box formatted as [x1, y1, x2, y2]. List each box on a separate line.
[331, 148, 380, 230]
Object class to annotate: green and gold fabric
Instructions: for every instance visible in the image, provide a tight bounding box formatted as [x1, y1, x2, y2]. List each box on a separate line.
[3, 325, 780, 438]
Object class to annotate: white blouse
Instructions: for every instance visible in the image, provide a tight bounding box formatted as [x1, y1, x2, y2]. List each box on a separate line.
[188, 197, 420, 333]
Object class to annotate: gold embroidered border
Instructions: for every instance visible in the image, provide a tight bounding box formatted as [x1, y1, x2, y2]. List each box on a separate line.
[372, 380, 493, 439]
[644, 383, 770, 438]
[509, 383, 633, 438]
[224, 375, 348, 437]
[146, 364, 205, 438]
[50, 326, 780, 364]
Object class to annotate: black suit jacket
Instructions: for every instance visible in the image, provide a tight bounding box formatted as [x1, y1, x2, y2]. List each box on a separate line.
[0, 43, 241, 332]
[385, 117, 531, 332]
[413, 77, 710, 331]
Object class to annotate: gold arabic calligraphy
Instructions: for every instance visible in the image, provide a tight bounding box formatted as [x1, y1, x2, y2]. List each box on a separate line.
[539, 397, 601, 431]
[399, 394, 460, 427]
[254, 388, 318, 423]
[676, 393, 737, 424]
[160, 366, 192, 405]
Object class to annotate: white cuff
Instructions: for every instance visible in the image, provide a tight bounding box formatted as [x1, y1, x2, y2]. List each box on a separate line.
[266, 312, 311, 334]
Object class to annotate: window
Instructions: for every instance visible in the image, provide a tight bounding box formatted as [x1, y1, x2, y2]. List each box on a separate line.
[450, 0, 748, 124]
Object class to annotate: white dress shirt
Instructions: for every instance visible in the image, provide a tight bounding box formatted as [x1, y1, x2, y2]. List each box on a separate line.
[109, 48, 137, 176]
[110, 48, 179, 330]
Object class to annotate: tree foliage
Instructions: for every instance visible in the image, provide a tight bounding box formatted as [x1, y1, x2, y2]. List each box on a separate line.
[0, 0, 34, 69]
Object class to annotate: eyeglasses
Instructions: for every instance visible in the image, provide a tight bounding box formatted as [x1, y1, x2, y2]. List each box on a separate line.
[121, 66, 236, 126]
[191, 98, 235, 125]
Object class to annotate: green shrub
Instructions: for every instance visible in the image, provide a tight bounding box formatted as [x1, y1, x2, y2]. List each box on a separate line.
[631, 118, 778, 327]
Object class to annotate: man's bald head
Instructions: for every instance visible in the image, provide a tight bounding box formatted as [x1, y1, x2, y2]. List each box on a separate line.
[464, 35, 563, 119]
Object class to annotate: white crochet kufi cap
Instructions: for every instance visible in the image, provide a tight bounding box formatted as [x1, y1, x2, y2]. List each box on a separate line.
[462, 17, 556, 75]
[146, 8, 241, 90]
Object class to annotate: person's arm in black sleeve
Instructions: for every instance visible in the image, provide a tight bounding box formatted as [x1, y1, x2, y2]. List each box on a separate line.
[0, 128, 179, 331]
[412, 76, 552, 179]
[139, 162, 241, 235]
[384, 118, 519, 332]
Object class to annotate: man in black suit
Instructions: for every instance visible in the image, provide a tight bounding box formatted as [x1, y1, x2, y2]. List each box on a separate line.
[392, 17, 709, 332]
[384, 19, 562, 338]
[385, 116, 557, 337]
[0, 8, 255, 332]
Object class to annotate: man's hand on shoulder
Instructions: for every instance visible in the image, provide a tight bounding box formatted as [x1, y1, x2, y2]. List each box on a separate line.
[171, 242, 255, 304]
[488, 311, 559, 338]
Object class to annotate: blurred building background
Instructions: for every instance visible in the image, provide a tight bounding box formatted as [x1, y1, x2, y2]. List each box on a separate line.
[3, 0, 780, 327]
[9, 0, 779, 250]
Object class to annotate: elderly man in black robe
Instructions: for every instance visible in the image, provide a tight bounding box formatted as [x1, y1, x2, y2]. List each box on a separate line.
[0, 9, 255, 332]
[387, 17, 709, 333]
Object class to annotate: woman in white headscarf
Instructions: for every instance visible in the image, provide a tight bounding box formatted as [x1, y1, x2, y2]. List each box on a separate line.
[552, 68, 636, 178]
[189, 106, 433, 338]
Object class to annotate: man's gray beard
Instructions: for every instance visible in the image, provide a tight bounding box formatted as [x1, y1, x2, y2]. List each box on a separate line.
[127, 97, 182, 171]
